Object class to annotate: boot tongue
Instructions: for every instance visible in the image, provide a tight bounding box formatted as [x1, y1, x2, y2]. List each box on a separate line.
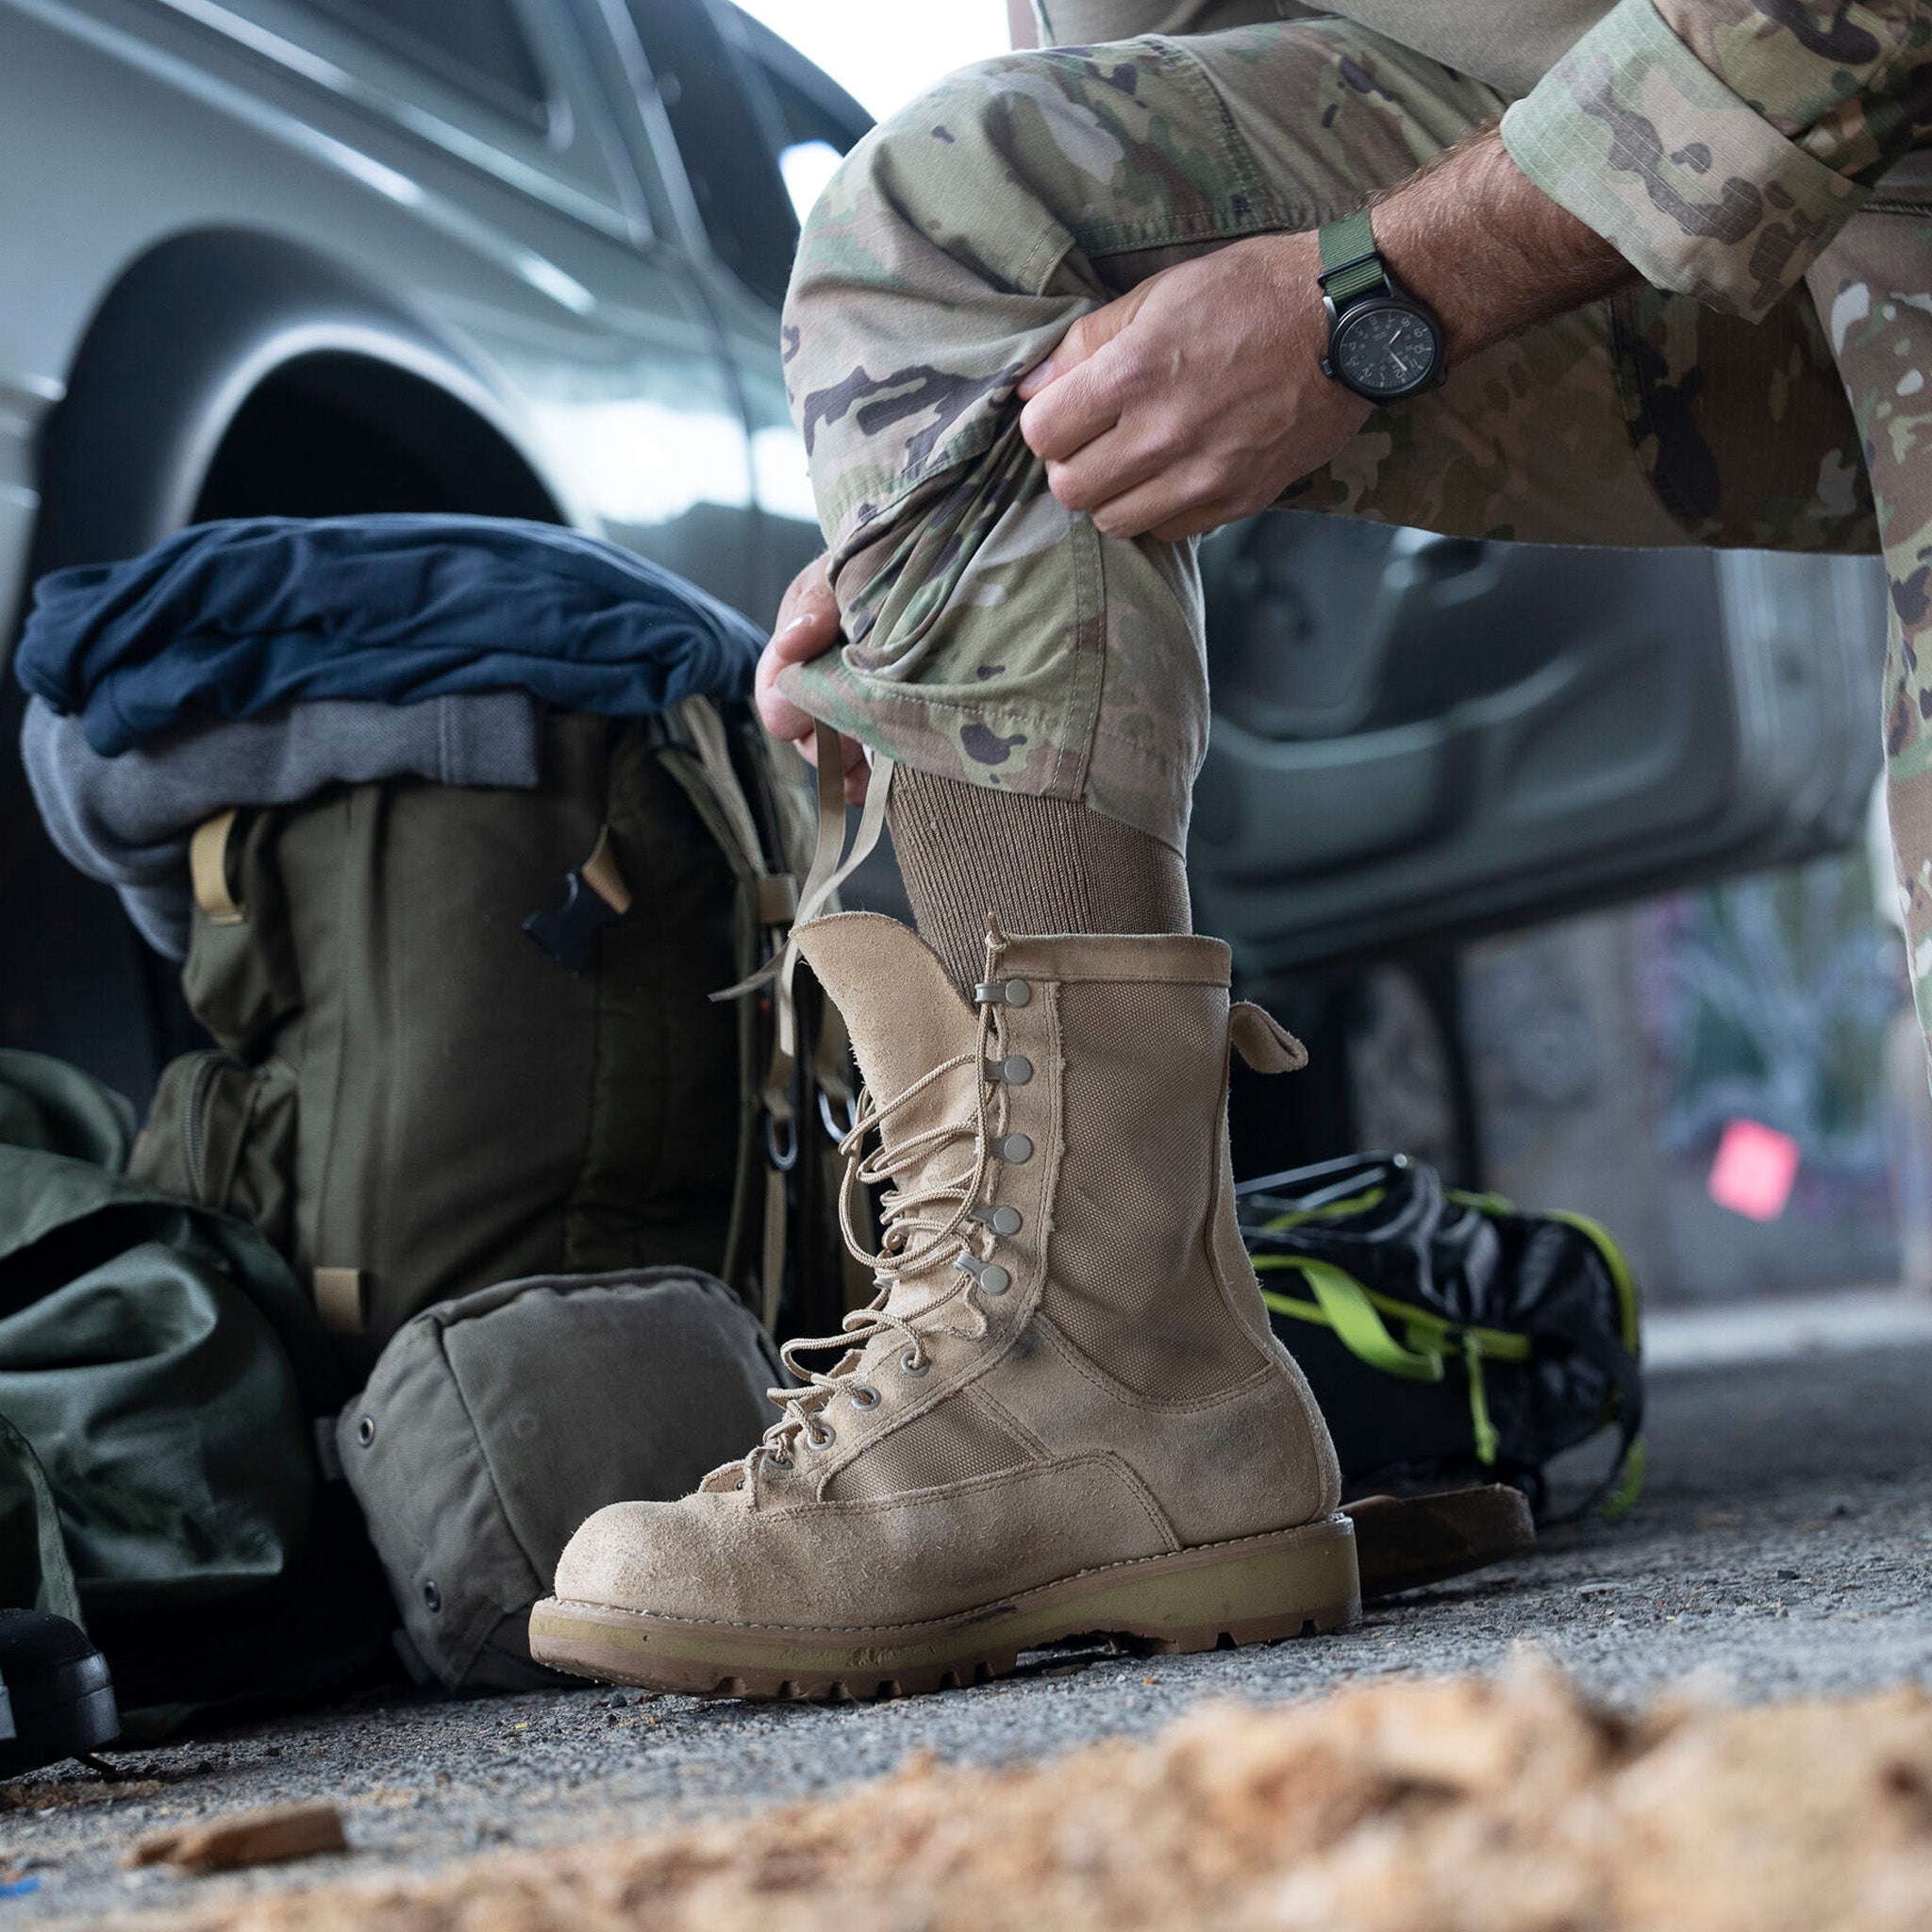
[793, 911, 981, 1177]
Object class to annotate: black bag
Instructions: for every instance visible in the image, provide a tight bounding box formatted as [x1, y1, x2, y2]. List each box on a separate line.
[1238, 1154, 1643, 1521]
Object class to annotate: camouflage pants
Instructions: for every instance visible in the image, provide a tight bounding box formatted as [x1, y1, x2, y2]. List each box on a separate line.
[780, 18, 1932, 1013]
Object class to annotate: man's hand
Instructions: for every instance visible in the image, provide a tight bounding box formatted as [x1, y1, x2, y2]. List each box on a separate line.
[1016, 126, 1630, 545]
[1017, 231, 1368, 544]
[756, 554, 871, 803]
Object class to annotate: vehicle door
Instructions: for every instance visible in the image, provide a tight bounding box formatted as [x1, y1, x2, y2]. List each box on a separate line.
[1190, 517, 1888, 975]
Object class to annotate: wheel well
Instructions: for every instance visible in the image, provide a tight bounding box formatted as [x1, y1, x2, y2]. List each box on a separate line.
[6, 347, 566, 1105]
[192, 351, 561, 524]
[6, 228, 574, 1108]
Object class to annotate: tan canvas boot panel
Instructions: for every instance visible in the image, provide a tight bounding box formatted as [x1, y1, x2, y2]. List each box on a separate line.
[532, 909, 1357, 1699]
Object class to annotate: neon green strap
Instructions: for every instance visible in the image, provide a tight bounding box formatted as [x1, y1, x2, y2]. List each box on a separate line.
[1260, 1258, 1445, 1382]
[1463, 1332, 1500, 1465]
[1600, 1435, 1647, 1520]
[1547, 1207, 1642, 1351]
[1317, 209, 1387, 305]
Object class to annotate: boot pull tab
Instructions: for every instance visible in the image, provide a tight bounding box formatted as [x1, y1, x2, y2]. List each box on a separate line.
[1230, 1001, 1307, 1074]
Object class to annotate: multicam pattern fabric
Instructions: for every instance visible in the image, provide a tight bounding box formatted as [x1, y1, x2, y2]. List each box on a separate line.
[778, 12, 1893, 849]
[780, 32, 1291, 844]
[1808, 215, 1932, 1051]
[1503, 0, 1932, 322]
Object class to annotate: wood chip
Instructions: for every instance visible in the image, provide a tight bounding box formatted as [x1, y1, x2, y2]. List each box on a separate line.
[125, 1802, 347, 1874]
[105, 1661, 1932, 1931]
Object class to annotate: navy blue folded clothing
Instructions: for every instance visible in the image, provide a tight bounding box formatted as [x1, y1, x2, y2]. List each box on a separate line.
[15, 515, 763, 756]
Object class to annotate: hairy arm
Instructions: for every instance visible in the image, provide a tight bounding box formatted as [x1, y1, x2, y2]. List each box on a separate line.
[756, 124, 1630, 776]
[1015, 125, 1632, 543]
[1370, 124, 1633, 363]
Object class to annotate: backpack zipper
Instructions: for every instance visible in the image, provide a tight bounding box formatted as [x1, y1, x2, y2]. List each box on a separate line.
[182, 1049, 238, 1200]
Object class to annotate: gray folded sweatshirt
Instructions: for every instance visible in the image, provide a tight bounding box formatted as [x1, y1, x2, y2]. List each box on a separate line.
[23, 693, 543, 959]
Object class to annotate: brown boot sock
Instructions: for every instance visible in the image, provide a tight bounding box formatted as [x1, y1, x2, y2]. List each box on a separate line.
[886, 766, 1191, 991]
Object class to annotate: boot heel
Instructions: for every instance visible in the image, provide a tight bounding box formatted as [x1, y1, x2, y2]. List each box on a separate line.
[1065, 1512, 1361, 1653]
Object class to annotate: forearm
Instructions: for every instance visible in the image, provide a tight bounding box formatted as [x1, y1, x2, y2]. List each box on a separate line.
[1011, 123, 1640, 541]
[1368, 125, 1636, 366]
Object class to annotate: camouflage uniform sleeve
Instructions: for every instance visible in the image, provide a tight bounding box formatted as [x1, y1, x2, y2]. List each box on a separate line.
[1500, 0, 1932, 321]
[1029, 0, 1304, 42]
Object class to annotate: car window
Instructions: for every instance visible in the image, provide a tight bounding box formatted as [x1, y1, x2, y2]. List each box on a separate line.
[210, 0, 634, 222]
[724, 7, 872, 223]
[624, 1, 870, 308]
[624, 0, 798, 308]
[297, 0, 548, 125]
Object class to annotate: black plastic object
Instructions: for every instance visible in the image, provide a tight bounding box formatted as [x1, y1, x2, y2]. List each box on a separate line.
[0, 1610, 120, 1778]
[523, 866, 625, 974]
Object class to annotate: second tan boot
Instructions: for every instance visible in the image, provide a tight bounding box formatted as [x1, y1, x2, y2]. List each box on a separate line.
[530, 911, 1357, 1698]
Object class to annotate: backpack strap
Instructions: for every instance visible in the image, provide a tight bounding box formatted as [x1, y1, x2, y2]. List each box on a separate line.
[660, 700, 881, 1329]
[189, 810, 245, 924]
[654, 701, 791, 1320]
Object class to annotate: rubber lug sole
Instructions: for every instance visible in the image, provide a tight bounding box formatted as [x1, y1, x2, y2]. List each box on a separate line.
[528, 1512, 1358, 1702]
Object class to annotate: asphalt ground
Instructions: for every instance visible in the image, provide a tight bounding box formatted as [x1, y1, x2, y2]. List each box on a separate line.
[7, 1295, 1932, 1924]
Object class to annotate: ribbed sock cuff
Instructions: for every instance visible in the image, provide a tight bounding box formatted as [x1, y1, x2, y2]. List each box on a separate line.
[886, 768, 1191, 993]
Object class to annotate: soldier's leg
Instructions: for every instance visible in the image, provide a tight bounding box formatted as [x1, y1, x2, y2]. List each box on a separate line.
[782, 22, 1870, 986]
[1808, 211, 1932, 1063]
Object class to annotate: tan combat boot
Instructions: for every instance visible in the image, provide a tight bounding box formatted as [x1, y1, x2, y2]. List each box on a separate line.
[530, 911, 1357, 1698]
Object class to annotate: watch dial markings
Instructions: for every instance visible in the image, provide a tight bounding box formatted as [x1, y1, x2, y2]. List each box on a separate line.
[1337, 306, 1437, 396]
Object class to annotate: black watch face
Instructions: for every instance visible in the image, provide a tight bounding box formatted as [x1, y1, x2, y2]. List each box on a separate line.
[1333, 302, 1441, 399]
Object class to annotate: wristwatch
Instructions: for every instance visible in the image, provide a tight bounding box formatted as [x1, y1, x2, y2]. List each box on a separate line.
[1316, 208, 1446, 401]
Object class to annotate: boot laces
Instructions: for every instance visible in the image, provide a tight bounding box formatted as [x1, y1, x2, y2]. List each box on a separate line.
[738, 933, 1013, 1486]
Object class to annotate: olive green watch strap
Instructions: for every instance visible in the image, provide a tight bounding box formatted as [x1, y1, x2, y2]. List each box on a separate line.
[1317, 209, 1387, 305]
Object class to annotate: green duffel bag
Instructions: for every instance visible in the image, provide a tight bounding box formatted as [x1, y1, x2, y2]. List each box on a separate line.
[0, 1049, 387, 1727]
[1238, 1153, 1644, 1521]
[132, 698, 859, 1373]
[337, 1267, 780, 1693]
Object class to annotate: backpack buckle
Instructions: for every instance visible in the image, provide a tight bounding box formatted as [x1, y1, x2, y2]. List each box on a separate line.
[523, 826, 631, 974]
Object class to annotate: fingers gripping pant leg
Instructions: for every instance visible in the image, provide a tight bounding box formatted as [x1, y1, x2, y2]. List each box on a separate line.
[777, 25, 1507, 850]
[776, 23, 1875, 863]
[778, 41, 1255, 850]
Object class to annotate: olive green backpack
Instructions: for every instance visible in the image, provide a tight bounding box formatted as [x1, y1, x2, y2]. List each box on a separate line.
[130, 697, 859, 1371]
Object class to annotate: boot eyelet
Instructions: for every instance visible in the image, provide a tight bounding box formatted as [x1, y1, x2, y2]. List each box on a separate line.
[986, 1054, 1033, 1086]
[994, 1133, 1033, 1163]
[805, 1422, 836, 1451]
[971, 1203, 1023, 1237]
[974, 977, 1031, 1008]
[900, 1350, 929, 1378]
[955, 1251, 1013, 1296]
[849, 1384, 881, 1410]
